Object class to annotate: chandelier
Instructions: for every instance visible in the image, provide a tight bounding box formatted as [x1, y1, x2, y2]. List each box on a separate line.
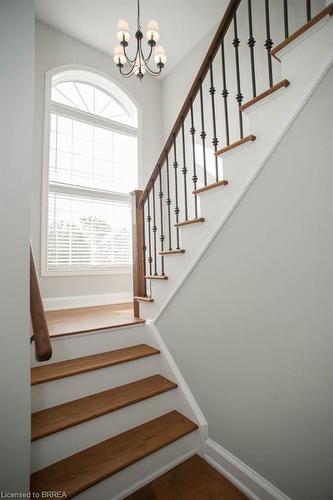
[113, 0, 167, 80]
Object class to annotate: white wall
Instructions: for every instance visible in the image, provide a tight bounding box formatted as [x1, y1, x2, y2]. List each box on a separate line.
[156, 65, 333, 500]
[33, 21, 163, 302]
[0, 0, 34, 492]
[161, 27, 216, 140]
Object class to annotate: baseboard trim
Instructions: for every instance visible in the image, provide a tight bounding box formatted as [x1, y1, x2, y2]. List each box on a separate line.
[205, 439, 291, 500]
[112, 450, 196, 500]
[43, 292, 132, 311]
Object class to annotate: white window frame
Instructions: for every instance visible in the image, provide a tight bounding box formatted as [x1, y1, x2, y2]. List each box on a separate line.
[41, 65, 142, 276]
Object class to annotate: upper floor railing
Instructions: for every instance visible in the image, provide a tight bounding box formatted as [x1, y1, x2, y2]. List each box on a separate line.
[130, 0, 325, 308]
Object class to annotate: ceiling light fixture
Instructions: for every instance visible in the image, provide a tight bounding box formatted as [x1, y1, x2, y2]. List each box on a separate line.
[113, 0, 166, 80]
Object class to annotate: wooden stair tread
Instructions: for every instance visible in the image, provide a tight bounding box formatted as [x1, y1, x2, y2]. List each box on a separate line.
[175, 217, 205, 227]
[31, 344, 160, 386]
[30, 411, 198, 498]
[215, 135, 256, 157]
[134, 296, 154, 303]
[193, 180, 228, 195]
[240, 79, 290, 112]
[271, 4, 333, 60]
[31, 375, 177, 441]
[159, 249, 185, 255]
[145, 275, 168, 280]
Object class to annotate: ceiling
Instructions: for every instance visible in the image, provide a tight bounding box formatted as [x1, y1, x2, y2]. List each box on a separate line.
[34, 0, 228, 77]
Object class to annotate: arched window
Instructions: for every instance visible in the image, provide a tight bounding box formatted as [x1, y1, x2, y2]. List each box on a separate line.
[42, 69, 138, 274]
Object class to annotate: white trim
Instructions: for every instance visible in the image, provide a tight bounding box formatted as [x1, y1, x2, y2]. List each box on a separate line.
[146, 320, 208, 455]
[43, 291, 132, 311]
[48, 182, 131, 203]
[112, 451, 196, 500]
[44, 266, 132, 277]
[205, 439, 292, 500]
[40, 64, 142, 277]
[51, 101, 138, 137]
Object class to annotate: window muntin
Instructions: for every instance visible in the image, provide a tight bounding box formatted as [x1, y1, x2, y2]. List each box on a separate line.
[49, 113, 138, 193]
[44, 70, 138, 274]
[51, 79, 137, 127]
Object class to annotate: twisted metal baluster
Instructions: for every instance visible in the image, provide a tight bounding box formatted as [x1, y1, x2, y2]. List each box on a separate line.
[233, 13, 244, 139]
[190, 100, 198, 218]
[247, 0, 257, 98]
[209, 60, 219, 182]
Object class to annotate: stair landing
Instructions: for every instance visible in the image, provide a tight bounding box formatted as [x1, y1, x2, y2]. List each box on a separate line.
[46, 303, 144, 337]
[126, 454, 248, 499]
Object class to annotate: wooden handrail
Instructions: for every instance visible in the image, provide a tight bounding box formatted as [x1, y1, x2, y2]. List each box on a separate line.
[138, 0, 241, 207]
[30, 244, 52, 361]
[131, 191, 146, 317]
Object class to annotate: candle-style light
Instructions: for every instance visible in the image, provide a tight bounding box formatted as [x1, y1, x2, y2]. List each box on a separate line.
[113, 0, 166, 80]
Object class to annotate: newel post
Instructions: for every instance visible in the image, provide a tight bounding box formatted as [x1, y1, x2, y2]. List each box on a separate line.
[130, 190, 146, 317]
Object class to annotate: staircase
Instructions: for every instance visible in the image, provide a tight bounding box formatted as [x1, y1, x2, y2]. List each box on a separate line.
[30, 322, 201, 498]
[133, 1, 333, 322]
[30, 1, 333, 498]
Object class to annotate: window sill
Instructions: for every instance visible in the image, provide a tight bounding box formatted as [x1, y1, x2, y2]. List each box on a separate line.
[41, 266, 132, 277]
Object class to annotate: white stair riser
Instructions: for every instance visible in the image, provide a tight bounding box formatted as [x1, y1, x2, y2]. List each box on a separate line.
[74, 431, 200, 500]
[31, 355, 160, 411]
[31, 324, 148, 366]
[31, 388, 183, 472]
[140, 18, 333, 322]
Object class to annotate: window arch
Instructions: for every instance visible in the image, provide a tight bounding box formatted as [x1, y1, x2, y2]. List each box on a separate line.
[43, 68, 139, 275]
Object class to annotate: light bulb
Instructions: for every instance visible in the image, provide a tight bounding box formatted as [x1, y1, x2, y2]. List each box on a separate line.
[154, 45, 167, 65]
[116, 19, 130, 43]
[146, 30, 160, 42]
[146, 18, 160, 42]
[117, 30, 131, 42]
[113, 45, 126, 65]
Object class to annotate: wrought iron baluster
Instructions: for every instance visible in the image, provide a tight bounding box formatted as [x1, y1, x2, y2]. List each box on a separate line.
[264, 0, 274, 87]
[220, 39, 230, 146]
[199, 80, 207, 186]
[146, 195, 152, 276]
[152, 183, 158, 275]
[233, 13, 244, 139]
[158, 169, 165, 275]
[190, 100, 198, 218]
[181, 119, 189, 221]
[165, 151, 172, 251]
[306, 0, 311, 21]
[209, 61, 219, 182]
[247, 0, 257, 98]
[173, 136, 180, 249]
[283, 0, 289, 39]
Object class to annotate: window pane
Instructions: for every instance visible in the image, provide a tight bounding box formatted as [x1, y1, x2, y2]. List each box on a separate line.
[48, 191, 132, 270]
[49, 113, 138, 193]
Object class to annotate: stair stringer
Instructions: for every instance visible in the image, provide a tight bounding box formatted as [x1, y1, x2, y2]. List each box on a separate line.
[140, 15, 333, 322]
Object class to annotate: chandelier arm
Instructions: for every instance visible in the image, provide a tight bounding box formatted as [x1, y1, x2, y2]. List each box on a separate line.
[141, 43, 153, 63]
[118, 64, 136, 77]
[143, 58, 163, 75]
[122, 43, 137, 64]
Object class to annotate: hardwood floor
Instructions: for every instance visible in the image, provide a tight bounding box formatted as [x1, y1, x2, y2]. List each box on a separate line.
[45, 303, 144, 336]
[126, 455, 248, 500]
